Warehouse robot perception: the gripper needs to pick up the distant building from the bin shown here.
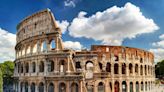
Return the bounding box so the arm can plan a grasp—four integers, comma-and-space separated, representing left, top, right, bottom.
13, 9, 155, 92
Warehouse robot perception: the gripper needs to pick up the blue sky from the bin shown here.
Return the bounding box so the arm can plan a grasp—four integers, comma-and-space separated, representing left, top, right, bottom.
0, 0, 164, 62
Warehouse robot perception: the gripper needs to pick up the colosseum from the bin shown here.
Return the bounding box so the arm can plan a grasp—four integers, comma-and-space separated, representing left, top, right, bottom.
13, 9, 155, 92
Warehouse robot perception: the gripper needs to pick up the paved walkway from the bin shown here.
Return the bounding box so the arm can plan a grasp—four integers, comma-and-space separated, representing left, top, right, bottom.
151, 84, 164, 92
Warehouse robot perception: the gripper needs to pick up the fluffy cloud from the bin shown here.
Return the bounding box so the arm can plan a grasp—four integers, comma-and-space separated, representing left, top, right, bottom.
150, 34, 164, 62
64, 0, 76, 7
63, 41, 83, 50
68, 2, 159, 45
0, 28, 16, 62
56, 20, 69, 34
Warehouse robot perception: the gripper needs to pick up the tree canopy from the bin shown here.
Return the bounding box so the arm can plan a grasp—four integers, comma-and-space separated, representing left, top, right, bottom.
155, 60, 164, 78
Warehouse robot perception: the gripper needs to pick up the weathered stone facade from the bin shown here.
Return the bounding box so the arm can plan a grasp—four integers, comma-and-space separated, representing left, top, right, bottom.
13, 9, 155, 92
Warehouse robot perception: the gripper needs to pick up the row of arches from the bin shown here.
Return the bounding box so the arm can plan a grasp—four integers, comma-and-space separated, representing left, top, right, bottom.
87, 81, 153, 92
16, 60, 67, 74
16, 39, 56, 58
20, 82, 78, 92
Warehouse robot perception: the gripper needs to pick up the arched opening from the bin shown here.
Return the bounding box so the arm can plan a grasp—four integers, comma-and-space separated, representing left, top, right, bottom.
39, 61, 44, 72
136, 82, 139, 92
130, 82, 133, 92
21, 64, 23, 73
122, 63, 126, 74
99, 62, 103, 71
122, 81, 127, 92
141, 82, 143, 91
20, 82, 23, 92
86, 83, 93, 92
48, 82, 54, 92
145, 82, 147, 91
75, 61, 81, 70
106, 63, 111, 72
41, 40, 47, 52
50, 39, 56, 50
98, 82, 105, 92
71, 83, 78, 92
145, 65, 147, 75
140, 65, 143, 75
59, 82, 66, 92
129, 63, 133, 74
85, 61, 94, 79
48, 60, 54, 72
26, 45, 31, 54
25, 63, 29, 73
25, 82, 28, 92
86, 61, 94, 70
39, 82, 44, 92
32, 62, 36, 73
32, 42, 37, 53
31, 83, 35, 92
114, 64, 119, 74
115, 55, 119, 61
109, 82, 112, 92
115, 81, 119, 92
135, 64, 138, 74
59, 60, 65, 73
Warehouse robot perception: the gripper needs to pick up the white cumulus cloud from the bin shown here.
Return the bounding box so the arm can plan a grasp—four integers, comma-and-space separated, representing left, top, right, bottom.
63, 41, 83, 50
0, 28, 16, 62
56, 20, 69, 34
150, 34, 164, 62
68, 2, 159, 45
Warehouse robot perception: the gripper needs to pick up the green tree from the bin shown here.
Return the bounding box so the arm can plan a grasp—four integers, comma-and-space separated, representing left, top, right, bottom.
155, 60, 164, 78
0, 67, 3, 92
0, 61, 14, 85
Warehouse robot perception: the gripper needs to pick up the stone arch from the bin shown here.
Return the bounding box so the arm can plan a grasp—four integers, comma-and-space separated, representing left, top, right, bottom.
122, 63, 126, 74
145, 65, 147, 75
21, 63, 23, 73
122, 81, 127, 92
41, 40, 47, 52
59, 60, 66, 73
50, 39, 56, 50
129, 63, 133, 74
86, 61, 94, 70
86, 82, 93, 92
25, 62, 29, 73
39, 61, 44, 72
141, 82, 144, 91
20, 82, 24, 92
48, 82, 54, 92
32, 42, 38, 53
109, 82, 112, 92
135, 64, 138, 74
136, 82, 139, 92
140, 65, 143, 75
26, 45, 31, 54
99, 62, 103, 71
31, 82, 35, 92
114, 63, 119, 74
39, 82, 44, 92
25, 82, 28, 92
48, 60, 54, 72
114, 81, 119, 92
145, 81, 147, 91
106, 62, 111, 72
32, 62, 36, 73
98, 82, 105, 92
130, 82, 133, 92
59, 82, 66, 92
75, 61, 81, 70
71, 82, 78, 92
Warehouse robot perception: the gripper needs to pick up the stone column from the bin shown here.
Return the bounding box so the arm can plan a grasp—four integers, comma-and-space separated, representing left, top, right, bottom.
111, 63, 114, 77
119, 64, 122, 75
119, 81, 122, 92
105, 81, 108, 92
94, 83, 97, 92
55, 81, 58, 92
28, 84, 31, 92
112, 81, 115, 92
35, 84, 38, 92
66, 57, 71, 73
132, 64, 135, 76
127, 81, 130, 92
126, 64, 129, 76
44, 60, 47, 76
66, 82, 69, 92
133, 82, 136, 92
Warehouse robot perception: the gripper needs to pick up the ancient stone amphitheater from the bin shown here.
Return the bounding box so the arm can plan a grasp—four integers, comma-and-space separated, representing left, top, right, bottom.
13, 9, 155, 92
